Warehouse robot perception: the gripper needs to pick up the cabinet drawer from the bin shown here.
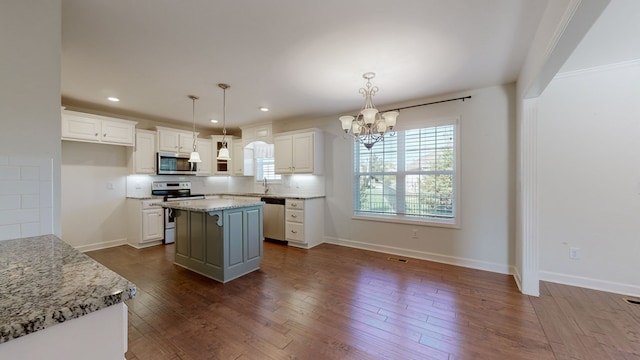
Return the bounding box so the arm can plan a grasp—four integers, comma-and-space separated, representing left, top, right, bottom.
285, 222, 304, 242
286, 209, 304, 223
286, 199, 304, 210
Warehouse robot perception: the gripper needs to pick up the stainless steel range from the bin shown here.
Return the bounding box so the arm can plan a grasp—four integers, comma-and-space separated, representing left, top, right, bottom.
151, 181, 205, 244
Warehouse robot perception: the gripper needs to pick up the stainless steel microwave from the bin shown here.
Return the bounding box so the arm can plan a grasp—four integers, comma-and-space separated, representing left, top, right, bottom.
157, 152, 197, 175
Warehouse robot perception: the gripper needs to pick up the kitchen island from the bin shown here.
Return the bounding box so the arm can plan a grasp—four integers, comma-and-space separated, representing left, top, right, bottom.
156, 198, 264, 283
0, 235, 136, 359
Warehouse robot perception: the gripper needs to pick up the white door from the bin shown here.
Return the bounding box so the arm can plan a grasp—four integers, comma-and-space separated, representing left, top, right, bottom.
158, 130, 180, 152
232, 141, 244, 175
101, 120, 135, 145
62, 113, 101, 142
291, 133, 314, 173
178, 133, 195, 154
197, 139, 212, 176
274, 135, 293, 174
134, 131, 156, 174
142, 209, 164, 242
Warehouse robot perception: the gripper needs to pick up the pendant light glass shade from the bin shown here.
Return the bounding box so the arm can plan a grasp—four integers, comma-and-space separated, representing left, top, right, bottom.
187, 95, 201, 163
216, 83, 231, 161
189, 151, 202, 163
216, 147, 230, 160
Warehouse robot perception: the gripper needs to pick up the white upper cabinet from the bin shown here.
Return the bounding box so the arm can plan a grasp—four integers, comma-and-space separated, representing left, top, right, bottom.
273, 129, 323, 174
156, 127, 198, 154
131, 129, 156, 174
241, 122, 272, 146
232, 140, 253, 176
196, 138, 212, 176
62, 110, 136, 146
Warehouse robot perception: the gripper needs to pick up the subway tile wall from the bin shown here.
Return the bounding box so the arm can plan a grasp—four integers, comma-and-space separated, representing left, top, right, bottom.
0, 155, 53, 241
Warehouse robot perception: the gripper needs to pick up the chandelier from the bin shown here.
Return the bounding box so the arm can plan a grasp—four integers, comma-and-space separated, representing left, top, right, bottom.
338, 72, 399, 150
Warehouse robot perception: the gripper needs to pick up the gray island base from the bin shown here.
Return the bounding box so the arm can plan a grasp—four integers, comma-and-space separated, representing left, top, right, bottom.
158, 199, 264, 283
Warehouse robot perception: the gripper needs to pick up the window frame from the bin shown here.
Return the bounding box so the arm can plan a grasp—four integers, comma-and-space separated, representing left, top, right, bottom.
351, 116, 461, 229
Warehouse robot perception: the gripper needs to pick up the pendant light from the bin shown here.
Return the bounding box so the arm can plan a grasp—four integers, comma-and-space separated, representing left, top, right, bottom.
188, 95, 202, 163
216, 83, 231, 161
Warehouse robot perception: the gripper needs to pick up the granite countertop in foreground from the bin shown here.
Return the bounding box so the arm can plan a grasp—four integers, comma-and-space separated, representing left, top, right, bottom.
0, 235, 137, 343
154, 198, 264, 212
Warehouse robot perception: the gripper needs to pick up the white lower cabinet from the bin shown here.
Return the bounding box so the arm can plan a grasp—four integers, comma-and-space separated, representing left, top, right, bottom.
127, 199, 164, 248
285, 198, 324, 249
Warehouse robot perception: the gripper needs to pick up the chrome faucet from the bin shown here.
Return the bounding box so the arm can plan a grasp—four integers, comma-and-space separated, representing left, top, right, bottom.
263, 177, 269, 194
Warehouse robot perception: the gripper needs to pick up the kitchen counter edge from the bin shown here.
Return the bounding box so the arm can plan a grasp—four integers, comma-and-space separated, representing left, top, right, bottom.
0, 235, 137, 343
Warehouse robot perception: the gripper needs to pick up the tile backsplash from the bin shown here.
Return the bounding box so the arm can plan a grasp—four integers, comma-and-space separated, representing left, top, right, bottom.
0, 155, 53, 241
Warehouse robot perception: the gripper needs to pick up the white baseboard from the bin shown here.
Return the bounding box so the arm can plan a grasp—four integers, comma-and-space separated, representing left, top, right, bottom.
126, 240, 163, 249
539, 271, 640, 298
512, 267, 524, 294
75, 238, 128, 253
324, 236, 514, 275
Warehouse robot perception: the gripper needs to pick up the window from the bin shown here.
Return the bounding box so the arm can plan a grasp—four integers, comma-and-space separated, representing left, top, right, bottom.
252, 142, 281, 182
353, 119, 458, 226
256, 157, 281, 182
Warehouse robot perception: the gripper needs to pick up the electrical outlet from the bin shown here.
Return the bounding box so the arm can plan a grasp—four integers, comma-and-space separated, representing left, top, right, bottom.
411, 229, 418, 239
569, 247, 580, 259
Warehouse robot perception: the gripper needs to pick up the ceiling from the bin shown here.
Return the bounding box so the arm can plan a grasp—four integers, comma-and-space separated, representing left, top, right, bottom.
62, 0, 551, 132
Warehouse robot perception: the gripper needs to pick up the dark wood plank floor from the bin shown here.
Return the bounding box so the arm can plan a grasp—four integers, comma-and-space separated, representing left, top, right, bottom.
86, 242, 640, 360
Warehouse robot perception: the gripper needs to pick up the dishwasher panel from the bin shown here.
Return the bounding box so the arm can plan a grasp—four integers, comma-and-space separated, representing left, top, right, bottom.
261, 197, 285, 241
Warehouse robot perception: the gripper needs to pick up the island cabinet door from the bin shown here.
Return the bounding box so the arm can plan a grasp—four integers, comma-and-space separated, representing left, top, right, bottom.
226, 210, 245, 268
223, 206, 263, 281
244, 206, 263, 261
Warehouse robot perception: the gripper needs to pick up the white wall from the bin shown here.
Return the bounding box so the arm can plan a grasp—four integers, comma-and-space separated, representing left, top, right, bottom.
62, 142, 129, 250
279, 84, 517, 274
0, 1, 61, 240
538, 61, 640, 296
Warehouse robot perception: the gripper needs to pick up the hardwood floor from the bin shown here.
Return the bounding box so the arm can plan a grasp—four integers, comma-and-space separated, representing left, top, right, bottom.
86, 242, 640, 360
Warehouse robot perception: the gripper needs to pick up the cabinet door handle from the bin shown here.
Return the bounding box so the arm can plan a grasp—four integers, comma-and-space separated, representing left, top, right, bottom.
103, 133, 107, 137
95, 133, 98, 136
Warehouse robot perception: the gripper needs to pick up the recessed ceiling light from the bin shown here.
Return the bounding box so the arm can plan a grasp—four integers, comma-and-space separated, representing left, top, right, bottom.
259, 107, 269, 112
210, 119, 218, 123
107, 97, 120, 102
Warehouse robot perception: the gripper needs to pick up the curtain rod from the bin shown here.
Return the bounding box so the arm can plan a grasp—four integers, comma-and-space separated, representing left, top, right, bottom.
390, 95, 471, 112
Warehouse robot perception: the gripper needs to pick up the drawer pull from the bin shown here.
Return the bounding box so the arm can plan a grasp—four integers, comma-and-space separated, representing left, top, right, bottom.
291, 230, 297, 234
291, 203, 298, 207
290, 214, 297, 218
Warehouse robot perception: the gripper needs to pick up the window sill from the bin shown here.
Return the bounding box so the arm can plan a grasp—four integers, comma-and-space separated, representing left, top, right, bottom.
352, 213, 460, 229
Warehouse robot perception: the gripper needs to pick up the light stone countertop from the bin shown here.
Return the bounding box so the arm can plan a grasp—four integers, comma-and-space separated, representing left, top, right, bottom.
0, 235, 137, 343
128, 193, 325, 200
154, 198, 264, 212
